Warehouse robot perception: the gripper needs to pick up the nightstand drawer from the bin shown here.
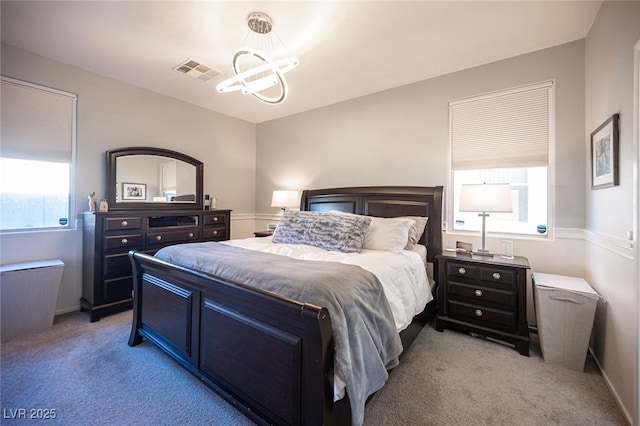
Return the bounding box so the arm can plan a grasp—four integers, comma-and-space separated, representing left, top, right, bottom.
448, 281, 516, 309
481, 266, 516, 287
447, 262, 481, 280
449, 300, 516, 332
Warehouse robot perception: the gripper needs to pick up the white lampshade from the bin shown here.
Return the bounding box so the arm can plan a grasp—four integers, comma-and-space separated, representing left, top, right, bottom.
459, 183, 513, 213
271, 190, 300, 209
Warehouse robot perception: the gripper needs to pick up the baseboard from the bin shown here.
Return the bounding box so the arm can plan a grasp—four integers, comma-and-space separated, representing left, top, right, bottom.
55, 305, 81, 316
588, 347, 633, 425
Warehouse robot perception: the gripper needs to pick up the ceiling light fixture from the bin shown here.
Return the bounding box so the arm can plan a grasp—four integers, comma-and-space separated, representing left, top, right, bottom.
216, 12, 298, 105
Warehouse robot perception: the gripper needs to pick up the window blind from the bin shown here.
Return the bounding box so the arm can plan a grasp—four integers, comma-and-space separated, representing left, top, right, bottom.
0, 76, 76, 163
450, 81, 552, 170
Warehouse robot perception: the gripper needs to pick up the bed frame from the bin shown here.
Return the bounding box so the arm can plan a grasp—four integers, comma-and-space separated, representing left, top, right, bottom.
128, 186, 443, 426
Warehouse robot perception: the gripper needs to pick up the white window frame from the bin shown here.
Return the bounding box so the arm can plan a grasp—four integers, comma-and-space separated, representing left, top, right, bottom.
447, 81, 556, 240
0, 76, 77, 233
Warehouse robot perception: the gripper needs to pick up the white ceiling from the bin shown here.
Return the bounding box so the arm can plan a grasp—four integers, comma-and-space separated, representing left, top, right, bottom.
1, 1, 601, 124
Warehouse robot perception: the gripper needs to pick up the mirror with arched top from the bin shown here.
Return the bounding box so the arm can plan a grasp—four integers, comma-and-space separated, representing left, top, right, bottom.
106, 147, 203, 211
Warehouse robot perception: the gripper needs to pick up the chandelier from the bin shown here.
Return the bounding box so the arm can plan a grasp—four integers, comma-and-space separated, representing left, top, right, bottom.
216, 12, 298, 105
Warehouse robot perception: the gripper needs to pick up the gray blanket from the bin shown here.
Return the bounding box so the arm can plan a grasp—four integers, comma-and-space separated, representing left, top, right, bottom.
155, 241, 403, 426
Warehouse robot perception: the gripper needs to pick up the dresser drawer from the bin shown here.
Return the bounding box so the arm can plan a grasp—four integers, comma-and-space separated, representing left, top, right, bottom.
104, 217, 142, 231
202, 213, 226, 226
448, 281, 516, 309
104, 253, 132, 278
448, 300, 516, 332
202, 225, 227, 241
147, 229, 200, 246
103, 276, 133, 303
105, 234, 143, 250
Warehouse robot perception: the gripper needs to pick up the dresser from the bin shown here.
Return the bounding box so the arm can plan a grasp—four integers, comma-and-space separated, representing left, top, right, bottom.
82, 209, 231, 322
435, 252, 530, 356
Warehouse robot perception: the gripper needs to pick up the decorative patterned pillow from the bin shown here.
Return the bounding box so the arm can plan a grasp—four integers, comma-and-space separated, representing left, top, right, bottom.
272, 210, 371, 253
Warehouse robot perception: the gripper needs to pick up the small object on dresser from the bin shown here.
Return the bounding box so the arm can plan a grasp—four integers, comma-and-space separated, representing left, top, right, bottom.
88, 192, 97, 212
210, 197, 217, 209
456, 241, 472, 253
204, 194, 211, 210
98, 199, 108, 212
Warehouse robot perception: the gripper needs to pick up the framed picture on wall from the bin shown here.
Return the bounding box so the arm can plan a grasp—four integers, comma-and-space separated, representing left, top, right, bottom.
591, 113, 619, 189
122, 182, 146, 200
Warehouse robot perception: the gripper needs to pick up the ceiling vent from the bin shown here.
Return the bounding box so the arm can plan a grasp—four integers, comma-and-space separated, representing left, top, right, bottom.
173, 59, 220, 82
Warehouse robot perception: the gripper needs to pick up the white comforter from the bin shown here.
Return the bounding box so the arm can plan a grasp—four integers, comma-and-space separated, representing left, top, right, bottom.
222, 237, 432, 333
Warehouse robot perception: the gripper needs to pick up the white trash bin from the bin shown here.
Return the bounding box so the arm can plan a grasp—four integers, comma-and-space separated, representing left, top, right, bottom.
1, 260, 64, 341
533, 273, 599, 371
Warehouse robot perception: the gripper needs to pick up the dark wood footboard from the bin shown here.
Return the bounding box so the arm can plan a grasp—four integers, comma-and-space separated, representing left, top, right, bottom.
128, 251, 350, 426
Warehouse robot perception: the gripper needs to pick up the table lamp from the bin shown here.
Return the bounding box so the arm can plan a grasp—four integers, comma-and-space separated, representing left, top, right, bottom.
271, 190, 300, 211
459, 183, 513, 256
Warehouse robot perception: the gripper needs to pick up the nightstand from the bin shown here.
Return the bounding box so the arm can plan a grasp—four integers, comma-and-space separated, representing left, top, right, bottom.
253, 231, 273, 237
435, 252, 531, 356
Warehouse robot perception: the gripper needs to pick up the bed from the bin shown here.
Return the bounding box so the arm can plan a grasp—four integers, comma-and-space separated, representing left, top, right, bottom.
128, 185, 443, 426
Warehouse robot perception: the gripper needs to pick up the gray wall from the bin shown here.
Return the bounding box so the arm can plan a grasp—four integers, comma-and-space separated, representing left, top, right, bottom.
585, 2, 640, 424
256, 40, 586, 230
0, 43, 257, 313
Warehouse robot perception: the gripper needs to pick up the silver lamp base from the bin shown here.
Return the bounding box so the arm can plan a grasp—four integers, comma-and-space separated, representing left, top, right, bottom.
472, 249, 494, 257
475, 212, 493, 256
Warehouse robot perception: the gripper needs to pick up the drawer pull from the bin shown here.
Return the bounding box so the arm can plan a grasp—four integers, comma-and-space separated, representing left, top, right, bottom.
458, 267, 466, 275
121, 238, 128, 244
214, 217, 219, 222
474, 289, 483, 297
492, 272, 501, 280
212, 230, 218, 236
156, 236, 162, 241
188, 232, 194, 238
121, 220, 128, 227
475, 309, 483, 317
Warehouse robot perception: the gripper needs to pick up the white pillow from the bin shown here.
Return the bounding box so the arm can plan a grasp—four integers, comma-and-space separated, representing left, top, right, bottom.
403, 216, 429, 250
363, 216, 415, 252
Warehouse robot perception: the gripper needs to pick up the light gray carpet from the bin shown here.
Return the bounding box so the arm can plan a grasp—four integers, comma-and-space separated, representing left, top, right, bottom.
1, 310, 626, 425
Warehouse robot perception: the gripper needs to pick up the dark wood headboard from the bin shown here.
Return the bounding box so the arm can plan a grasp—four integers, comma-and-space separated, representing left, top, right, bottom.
300, 186, 443, 267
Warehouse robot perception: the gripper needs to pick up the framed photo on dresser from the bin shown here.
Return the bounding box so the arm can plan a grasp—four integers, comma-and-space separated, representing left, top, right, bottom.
590, 113, 619, 189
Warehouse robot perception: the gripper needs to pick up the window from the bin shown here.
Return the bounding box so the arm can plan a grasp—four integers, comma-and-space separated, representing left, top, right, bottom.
0, 77, 77, 232
450, 81, 552, 236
